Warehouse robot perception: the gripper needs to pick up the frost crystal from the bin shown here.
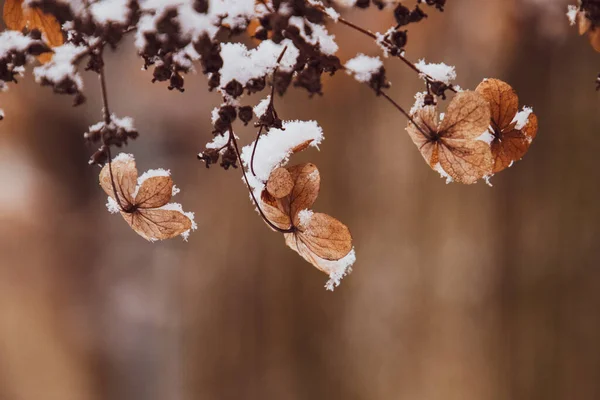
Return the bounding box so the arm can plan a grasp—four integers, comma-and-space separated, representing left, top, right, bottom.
410, 91, 428, 115
106, 196, 121, 214
415, 59, 457, 85
297, 209, 314, 229
345, 54, 383, 83
323, 249, 356, 291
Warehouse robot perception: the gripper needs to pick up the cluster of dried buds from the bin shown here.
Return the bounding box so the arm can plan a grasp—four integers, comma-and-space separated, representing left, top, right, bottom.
568, 0, 600, 88
0, 0, 545, 289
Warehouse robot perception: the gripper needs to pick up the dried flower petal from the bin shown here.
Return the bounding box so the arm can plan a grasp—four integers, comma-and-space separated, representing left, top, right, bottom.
406, 91, 493, 184
476, 79, 538, 173
260, 190, 292, 230
3, 0, 63, 63
266, 167, 294, 199
99, 153, 137, 207
475, 78, 519, 131
295, 212, 352, 261
121, 208, 193, 242
135, 175, 174, 209
100, 153, 196, 241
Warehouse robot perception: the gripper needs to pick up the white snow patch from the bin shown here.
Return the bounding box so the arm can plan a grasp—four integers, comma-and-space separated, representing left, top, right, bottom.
477, 129, 494, 145
433, 162, 453, 184
567, 5, 579, 26
344, 54, 382, 83
410, 91, 429, 115
288, 16, 338, 55
240, 120, 324, 191
253, 95, 271, 118
512, 106, 533, 130
90, 0, 130, 25
106, 196, 121, 214
205, 133, 229, 151
323, 248, 356, 291
113, 153, 135, 163
33, 43, 88, 91
415, 59, 457, 85
218, 40, 299, 90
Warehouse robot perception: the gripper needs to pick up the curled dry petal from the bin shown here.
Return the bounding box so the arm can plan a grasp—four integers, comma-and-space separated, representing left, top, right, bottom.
576, 12, 600, 52
474, 79, 519, 130
295, 213, 352, 261
266, 167, 294, 199
406, 105, 440, 167
135, 176, 173, 209
121, 209, 193, 242
100, 155, 137, 207
260, 190, 292, 230
286, 163, 320, 222
290, 139, 314, 154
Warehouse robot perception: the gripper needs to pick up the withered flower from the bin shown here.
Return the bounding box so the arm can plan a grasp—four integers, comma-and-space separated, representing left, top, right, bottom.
476, 78, 538, 173
406, 91, 493, 184
100, 153, 196, 242
261, 163, 354, 290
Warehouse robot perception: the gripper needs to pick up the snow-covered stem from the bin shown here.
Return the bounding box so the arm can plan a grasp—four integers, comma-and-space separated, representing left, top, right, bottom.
249, 45, 288, 177
333, 14, 456, 93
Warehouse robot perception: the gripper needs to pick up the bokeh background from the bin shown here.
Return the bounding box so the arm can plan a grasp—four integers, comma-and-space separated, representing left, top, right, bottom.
1, 0, 600, 399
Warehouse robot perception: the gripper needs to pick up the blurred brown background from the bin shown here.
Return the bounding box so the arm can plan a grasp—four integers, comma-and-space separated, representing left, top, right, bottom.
1, 0, 600, 399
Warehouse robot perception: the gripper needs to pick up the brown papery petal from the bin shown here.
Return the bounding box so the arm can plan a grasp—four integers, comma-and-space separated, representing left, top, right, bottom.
286, 163, 320, 220
475, 79, 519, 130
290, 139, 314, 155
490, 130, 530, 173
439, 91, 491, 141
406, 105, 440, 167
26, 7, 64, 63
3, 0, 64, 64
260, 190, 292, 230
438, 139, 493, 184
100, 156, 138, 207
297, 213, 352, 261
579, 12, 592, 35
135, 176, 173, 209
3, 0, 26, 30
121, 209, 192, 241
266, 167, 294, 199
589, 28, 600, 52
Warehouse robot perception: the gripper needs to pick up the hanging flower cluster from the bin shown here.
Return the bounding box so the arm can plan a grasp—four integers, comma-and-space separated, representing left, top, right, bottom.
0, 0, 540, 290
